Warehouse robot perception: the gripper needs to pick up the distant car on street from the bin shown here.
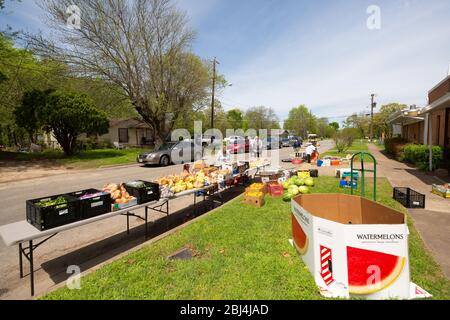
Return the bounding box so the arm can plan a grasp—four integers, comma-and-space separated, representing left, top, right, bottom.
227, 137, 250, 154
289, 137, 302, 147
281, 138, 291, 148
137, 141, 203, 166
265, 137, 282, 150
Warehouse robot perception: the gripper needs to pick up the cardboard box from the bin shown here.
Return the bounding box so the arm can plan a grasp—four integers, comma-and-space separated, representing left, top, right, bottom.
290, 194, 426, 299
244, 193, 265, 208
112, 198, 138, 212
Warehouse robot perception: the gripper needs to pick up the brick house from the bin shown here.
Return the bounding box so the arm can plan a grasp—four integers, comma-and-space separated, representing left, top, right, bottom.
388, 107, 425, 144
388, 74, 450, 149
419, 75, 450, 148
99, 118, 155, 147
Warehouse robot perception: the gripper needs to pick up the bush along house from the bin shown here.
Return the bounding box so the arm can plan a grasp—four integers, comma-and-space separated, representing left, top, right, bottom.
388, 72, 450, 175
419, 73, 450, 174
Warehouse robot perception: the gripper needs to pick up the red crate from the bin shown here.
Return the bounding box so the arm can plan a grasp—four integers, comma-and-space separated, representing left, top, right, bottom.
268, 183, 284, 197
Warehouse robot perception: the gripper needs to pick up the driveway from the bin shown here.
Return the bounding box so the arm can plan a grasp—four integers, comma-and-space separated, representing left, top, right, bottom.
367, 144, 450, 278
0, 141, 334, 299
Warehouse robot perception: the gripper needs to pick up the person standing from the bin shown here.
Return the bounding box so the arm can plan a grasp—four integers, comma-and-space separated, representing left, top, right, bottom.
293, 139, 301, 158
255, 136, 262, 158
305, 143, 316, 164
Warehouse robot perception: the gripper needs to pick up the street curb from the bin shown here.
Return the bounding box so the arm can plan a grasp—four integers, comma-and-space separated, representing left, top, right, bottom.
0, 163, 143, 185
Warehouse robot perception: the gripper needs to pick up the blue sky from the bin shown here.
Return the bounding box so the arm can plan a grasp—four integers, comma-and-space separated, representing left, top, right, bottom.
2, 0, 450, 124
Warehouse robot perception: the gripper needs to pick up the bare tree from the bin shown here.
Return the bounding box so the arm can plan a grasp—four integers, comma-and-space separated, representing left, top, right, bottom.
26, 0, 211, 146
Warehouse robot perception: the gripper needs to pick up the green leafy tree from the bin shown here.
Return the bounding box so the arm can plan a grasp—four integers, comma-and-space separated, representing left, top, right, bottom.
226, 109, 244, 129
244, 106, 279, 131
343, 113, 370, 138
39, 91, 109, 156
329, 122, 340, 131
374, 103, 407, 139
13, 89, 50, 143
29, 0, 217, 147
283, 105, 317, 139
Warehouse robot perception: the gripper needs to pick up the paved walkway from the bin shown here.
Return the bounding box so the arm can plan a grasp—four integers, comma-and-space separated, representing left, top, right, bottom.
368, 144, 450, 278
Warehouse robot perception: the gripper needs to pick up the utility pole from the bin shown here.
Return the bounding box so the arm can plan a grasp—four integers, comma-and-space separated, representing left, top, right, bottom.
370, 94, 376, 141
211, 57, 219, 129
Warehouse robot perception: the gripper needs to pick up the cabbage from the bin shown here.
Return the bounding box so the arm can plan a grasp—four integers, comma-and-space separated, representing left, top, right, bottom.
299, 186, 310, 194
304, 178, 315, 187
288, 185, 299, 195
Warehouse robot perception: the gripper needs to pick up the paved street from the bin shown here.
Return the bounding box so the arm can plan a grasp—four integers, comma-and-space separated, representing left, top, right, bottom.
0, 141, 334, 299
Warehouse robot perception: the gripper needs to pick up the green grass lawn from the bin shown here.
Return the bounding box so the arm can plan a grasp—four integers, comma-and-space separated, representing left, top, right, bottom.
321, 140, 374, 163
0, 148, 146, 169
42, 176, 450, 300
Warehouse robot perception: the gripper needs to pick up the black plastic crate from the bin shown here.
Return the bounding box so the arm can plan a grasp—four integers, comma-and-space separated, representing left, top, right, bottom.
68, 189, 112, 220
26, 194, 80, 231
309, 169, 319, 178
393, 187, 425, 209
124, 180, 160, 204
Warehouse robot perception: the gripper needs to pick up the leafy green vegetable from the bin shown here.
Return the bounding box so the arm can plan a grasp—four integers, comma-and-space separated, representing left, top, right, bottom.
36, 196, 67, 208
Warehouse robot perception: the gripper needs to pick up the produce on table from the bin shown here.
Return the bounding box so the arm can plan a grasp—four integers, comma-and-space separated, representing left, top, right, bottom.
78, 191, 108, 200
102, 183, 136, 204
156, 167, 231, 195
283, 181, 291, 190
125, 181, 146, 188
35, 196, 67, 208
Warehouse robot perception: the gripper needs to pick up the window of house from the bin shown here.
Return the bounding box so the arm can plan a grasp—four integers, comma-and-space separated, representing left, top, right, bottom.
119, 128, 129, 143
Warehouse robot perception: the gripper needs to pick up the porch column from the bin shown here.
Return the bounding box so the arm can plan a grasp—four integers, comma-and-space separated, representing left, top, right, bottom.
428, 113, 433, 172
424, 113, 429, 145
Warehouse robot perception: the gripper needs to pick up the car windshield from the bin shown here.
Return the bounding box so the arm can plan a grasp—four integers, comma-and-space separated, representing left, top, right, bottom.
156, 142, 177, 151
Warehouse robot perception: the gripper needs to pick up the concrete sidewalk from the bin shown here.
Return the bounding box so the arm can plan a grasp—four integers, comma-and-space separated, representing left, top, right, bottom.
368, 144, 450, 278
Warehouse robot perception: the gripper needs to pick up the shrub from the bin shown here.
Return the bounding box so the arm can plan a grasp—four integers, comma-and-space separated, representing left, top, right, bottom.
384, 137, 408, 158
400, 144, 444, 171
333, 129, 357, 153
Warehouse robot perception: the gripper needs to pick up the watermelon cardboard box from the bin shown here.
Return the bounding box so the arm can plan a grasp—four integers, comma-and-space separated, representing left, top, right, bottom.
291, 194, 431, 299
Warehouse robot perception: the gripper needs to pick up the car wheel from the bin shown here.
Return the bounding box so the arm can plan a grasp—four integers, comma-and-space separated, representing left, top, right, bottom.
160, 155, 170, 167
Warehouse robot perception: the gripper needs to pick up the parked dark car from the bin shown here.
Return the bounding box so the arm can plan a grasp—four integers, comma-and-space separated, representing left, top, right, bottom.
281, 138, 291, 148
137, 141, 203, 166
265, 137, 282, 150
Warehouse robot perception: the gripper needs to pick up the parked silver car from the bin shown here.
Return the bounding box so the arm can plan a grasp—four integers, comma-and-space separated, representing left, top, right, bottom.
137, 141, 203, 167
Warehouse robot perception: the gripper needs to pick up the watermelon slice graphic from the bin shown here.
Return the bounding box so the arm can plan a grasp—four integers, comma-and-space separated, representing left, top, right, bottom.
347, 246, 406, 294
292, 214, 309, 255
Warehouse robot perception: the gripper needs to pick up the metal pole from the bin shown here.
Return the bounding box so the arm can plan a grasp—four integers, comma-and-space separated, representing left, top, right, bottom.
19, 243, 23, 279
429, 114, 433, 172
29, 240, 34, 296
211, 57, 217, 129
370, 94, 375, 142
145, 207, 148, 238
